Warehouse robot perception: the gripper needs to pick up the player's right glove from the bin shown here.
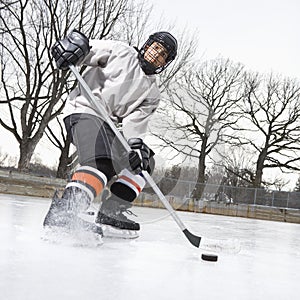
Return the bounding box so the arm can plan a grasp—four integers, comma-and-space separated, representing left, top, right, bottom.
51, 29, 90, 70
128, 138, 155, 174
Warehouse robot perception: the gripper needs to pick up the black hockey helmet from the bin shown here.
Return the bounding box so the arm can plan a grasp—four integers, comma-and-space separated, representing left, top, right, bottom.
138, 31, 178, 75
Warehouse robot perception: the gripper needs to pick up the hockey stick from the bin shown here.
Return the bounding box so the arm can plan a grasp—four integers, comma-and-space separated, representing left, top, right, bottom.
68, 65, 240, 252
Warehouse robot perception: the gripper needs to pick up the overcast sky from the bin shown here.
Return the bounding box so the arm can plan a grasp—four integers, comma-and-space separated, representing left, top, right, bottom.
151, 0, 299, 79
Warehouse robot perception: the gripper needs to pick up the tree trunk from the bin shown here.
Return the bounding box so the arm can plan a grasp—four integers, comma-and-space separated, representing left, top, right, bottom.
56, 134, 72, 179
254, 169, 263, 188
253, 150, 267, 188
18, 140, 37, 172
192, 137, 207, 199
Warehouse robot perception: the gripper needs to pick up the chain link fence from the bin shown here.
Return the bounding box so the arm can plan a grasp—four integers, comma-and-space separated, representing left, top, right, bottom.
144, 177, 300, 209
1, 168, 299, 210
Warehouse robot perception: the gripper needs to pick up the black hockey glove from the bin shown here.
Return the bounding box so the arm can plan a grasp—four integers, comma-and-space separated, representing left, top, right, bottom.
51, 29, 90, 70
128, 138, 155, 174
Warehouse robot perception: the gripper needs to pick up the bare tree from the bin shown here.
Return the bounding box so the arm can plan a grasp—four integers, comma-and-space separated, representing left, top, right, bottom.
44, 117, 73, 179
0, 0, 129, 172
151, 58, 245, 198
113, 0, 153, 45
220, 147, 256, 187
239, 73, 300, 188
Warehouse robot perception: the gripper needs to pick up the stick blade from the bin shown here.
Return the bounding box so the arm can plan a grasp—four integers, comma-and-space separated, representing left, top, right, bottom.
183, 229, 201, 248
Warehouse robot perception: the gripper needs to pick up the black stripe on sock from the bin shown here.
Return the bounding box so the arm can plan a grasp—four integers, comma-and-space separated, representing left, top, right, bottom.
110, 182, 136, 202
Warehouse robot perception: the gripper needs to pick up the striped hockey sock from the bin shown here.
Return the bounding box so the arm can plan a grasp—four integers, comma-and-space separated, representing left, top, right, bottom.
65, 166, 107, 211
110, 169, 146, 202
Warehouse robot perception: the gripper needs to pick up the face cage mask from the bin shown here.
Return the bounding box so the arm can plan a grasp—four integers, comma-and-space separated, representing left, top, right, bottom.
138, 39, 175, 75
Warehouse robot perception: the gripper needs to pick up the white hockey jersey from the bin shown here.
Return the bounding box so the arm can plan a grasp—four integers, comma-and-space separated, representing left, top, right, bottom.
63, 39, 161, 140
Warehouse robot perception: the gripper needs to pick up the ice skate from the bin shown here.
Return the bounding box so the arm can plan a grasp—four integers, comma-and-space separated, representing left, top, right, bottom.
43, 190, 103, 237
95, 195, 140, 239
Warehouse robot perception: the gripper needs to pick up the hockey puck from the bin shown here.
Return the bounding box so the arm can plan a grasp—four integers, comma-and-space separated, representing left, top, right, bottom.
201, 253, 218, 262
85, 211, 95, 216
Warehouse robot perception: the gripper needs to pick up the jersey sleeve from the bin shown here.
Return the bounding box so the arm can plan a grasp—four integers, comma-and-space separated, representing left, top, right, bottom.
82, 39, 113, 67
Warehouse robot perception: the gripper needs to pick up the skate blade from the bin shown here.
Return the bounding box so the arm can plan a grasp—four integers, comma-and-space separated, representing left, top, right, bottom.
41, 226, 103, 247
102, 225, 139, 239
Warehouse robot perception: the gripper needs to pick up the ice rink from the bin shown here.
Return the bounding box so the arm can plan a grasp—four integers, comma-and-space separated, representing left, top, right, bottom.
0, 193, 299, 300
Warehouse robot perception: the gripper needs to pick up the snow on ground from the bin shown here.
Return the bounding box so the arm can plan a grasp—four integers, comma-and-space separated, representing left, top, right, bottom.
0, 193, 299, 300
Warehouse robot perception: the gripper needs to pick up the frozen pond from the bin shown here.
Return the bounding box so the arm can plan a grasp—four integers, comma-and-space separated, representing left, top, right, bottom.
0, 193, 299, 300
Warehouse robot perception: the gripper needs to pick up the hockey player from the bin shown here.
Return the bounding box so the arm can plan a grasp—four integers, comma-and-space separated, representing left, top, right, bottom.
43, 29, 178, 237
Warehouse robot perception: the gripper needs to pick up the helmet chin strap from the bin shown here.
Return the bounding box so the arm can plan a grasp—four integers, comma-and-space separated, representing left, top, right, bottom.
138, 54, 160, 75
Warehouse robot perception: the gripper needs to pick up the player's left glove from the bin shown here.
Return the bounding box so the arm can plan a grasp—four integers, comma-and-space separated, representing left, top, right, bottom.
128, 138, 154, 174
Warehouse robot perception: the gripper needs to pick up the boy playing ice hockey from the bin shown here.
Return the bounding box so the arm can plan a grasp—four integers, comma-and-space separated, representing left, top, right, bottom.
43, 29, 177, 237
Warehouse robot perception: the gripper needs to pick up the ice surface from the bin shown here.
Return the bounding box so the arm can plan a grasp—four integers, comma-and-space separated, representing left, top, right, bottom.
0, 193, 299, 300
